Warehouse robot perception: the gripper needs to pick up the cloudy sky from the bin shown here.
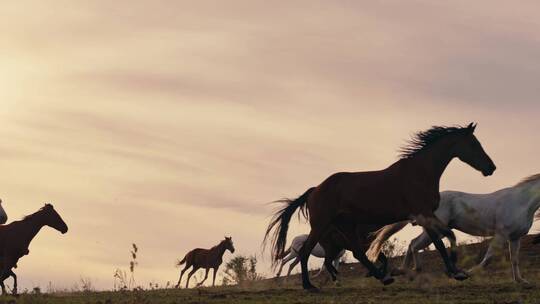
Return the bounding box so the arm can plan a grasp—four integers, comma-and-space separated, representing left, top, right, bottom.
2, 1, 540, 290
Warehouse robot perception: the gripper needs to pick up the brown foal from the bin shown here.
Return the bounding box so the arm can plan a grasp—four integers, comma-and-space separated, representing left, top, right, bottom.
175, 237, 235, 288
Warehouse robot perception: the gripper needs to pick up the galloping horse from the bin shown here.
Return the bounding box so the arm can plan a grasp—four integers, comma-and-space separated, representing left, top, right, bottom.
276, 234, 346, 279
0, 204, 68, 295
368, 174, 540, 284
175, 237, 235, 288
264, 123, 496, 291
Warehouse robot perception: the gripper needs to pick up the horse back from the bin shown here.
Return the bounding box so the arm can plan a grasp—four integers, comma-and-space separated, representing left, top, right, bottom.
187, 248, 222, 268
313, 169, 409, 223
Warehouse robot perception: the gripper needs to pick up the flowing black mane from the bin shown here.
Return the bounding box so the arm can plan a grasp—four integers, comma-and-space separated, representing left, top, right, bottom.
22, 204, 52, 221
399, 124, 474, 159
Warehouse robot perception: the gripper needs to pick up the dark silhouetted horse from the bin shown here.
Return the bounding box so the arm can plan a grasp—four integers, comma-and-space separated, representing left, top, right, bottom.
176, 237, 235, 288
264, 123, 496, 291
0, 204, 68, 295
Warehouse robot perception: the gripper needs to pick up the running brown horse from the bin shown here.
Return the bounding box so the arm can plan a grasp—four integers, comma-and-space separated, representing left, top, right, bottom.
264, 123, 496, 291
175, 237, 235, 288
0, 203, 68, 295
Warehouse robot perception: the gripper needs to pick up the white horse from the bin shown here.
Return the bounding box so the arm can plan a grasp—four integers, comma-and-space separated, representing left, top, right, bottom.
276, 234, 345, 279
368, 174, 540, 283
0, 199, 7, 224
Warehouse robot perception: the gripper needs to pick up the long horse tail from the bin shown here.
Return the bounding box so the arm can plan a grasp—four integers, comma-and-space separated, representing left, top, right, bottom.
366, 221, 409, 262
263, 187, 315, 267
176, 254, 188, 267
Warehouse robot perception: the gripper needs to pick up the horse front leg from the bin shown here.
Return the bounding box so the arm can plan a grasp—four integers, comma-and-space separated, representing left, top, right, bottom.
419, 216, 467, 280
10, 270, 16, 296
0, 256, 18, 295
352, 247, 394, 285
468, 234, 503, 273
212, 267, 218, 287
509, 239, 528, 284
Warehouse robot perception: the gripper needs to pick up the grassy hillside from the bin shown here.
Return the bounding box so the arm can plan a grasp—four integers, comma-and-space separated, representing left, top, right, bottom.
5, 235, 540, 304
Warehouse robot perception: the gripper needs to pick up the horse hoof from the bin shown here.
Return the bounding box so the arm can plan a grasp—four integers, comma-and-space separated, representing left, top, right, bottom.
453, 271, 469, 281
305, 286, 320, 293
381, 277, 395, 285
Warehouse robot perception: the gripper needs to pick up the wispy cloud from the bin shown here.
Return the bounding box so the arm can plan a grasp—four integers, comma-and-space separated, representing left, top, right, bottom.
1, 0, 540, 289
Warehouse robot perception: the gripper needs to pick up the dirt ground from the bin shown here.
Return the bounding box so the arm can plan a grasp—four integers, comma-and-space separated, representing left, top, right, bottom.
5, 235, 540, 304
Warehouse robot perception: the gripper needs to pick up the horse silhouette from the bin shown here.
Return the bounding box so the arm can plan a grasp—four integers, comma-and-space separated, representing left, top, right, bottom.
175, 237, 235, 288
0, 203, 68, 295
264, 123, 496, 291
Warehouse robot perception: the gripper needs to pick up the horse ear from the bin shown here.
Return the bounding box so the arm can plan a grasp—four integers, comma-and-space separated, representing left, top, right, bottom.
467, 122, 476, 133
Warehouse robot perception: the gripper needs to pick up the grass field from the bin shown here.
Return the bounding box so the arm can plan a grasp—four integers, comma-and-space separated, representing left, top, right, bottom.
4, 236, 540, 304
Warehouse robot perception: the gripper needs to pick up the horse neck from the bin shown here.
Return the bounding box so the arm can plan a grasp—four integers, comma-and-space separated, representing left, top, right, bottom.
212, 242, 227, 258
404, 139, 456, 186
21, 212, 47, 244
515, 181, 540, 216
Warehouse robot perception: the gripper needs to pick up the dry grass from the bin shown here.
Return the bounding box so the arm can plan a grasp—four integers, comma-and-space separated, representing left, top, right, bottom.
4, 270, 540, 304
3, 236, 540, 303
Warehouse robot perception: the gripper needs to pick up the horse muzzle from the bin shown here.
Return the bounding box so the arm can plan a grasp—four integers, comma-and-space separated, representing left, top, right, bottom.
482, 164, 496, 176
60, 226, 69, 234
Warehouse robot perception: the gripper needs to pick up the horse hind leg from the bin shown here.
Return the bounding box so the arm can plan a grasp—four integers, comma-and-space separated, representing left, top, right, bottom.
277, 252, 297, 278
286, 257, 300, 278
176, 264, 190, 288
298, 225, 331, 292
185, 267, 199, 289
317, 243, 341, 281
322, 257, 337, 281
312, 261, 327, 279
406, 230, 433, 272
196, 268, 210, 287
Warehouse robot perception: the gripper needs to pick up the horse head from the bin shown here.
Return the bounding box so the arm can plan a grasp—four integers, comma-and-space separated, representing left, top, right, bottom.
41, 204, 68, 234
224, 236, 235, 253
453, 123, 496, 176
